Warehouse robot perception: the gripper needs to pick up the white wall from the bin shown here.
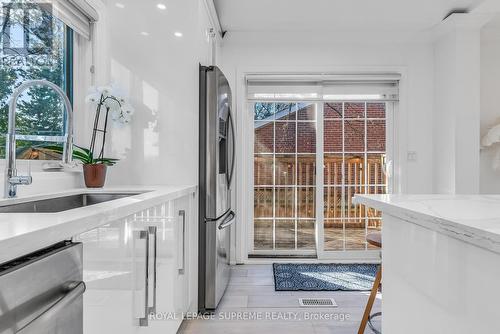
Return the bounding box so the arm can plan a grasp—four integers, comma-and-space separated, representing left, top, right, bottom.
432, 15, 483, 194
220, 33, 435, 262
100, 0, 216, 186
480, 18, 500, 193
220, 32, 435, 194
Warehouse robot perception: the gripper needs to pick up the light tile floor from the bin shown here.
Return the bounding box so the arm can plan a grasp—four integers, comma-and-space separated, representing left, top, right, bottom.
179, 264, 381, 334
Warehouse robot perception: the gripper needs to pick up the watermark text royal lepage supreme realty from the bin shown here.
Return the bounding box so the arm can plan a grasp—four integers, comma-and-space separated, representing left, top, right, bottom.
149, 311, 351, 322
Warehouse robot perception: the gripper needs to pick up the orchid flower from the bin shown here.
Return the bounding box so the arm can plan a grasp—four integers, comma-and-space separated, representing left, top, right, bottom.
85, 85, 134, 125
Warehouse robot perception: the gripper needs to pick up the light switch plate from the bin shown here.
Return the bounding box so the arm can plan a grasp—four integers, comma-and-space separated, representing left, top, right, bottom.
407, 151, 417, 161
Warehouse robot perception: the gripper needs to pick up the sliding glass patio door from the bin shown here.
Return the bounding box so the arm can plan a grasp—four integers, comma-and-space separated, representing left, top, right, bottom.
251, 100, 393, 258
247, 73, 397, 258
253, 102, 317, 255
322, 102, 388, 255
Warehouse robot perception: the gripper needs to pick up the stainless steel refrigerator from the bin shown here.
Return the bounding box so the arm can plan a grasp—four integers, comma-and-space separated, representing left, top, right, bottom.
199, 65, 236, 311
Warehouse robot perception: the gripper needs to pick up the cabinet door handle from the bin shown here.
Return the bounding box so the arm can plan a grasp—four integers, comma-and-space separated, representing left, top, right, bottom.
138, 226, 157, 326
178, 210, 186, 273
148, 226, 158, 315
138, 229, 150, 327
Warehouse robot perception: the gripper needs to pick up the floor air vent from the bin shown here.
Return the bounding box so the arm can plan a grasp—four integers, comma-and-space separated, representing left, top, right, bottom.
298, 298, 337, 307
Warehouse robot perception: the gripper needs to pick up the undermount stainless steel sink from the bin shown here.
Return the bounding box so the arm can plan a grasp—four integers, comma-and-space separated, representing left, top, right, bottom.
0, 193, 144, 213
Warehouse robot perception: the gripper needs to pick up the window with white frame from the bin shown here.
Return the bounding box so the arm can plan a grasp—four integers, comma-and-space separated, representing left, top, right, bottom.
0, 0, 97, 160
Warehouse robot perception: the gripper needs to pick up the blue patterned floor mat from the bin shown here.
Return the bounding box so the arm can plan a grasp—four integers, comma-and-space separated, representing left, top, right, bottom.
273, 263, 378, 291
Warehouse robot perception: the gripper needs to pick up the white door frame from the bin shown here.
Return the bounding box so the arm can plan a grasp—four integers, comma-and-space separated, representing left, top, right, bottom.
232, 66, 408, 264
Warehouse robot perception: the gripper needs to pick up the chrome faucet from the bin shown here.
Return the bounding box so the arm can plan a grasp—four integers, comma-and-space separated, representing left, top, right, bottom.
5, 80, 73, 198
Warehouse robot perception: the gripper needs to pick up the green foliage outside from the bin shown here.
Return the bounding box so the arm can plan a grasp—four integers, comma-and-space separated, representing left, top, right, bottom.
1, 1, 68, 159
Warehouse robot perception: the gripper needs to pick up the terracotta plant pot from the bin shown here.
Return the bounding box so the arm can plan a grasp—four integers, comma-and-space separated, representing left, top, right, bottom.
83, 164, 107, 188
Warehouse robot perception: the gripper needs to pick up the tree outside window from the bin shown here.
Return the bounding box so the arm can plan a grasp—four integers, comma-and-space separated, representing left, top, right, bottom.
0, 1, 72, 160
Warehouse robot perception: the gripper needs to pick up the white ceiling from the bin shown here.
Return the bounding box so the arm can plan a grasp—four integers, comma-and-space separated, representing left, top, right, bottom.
213, 0, 486, 33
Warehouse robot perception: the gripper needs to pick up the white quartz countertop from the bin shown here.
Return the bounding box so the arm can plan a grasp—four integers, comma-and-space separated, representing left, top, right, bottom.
0, 185, 196, 264
354, 194, 500, 254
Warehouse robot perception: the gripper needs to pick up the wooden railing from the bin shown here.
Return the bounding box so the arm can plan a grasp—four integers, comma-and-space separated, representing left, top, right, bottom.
254, 155, 386, 229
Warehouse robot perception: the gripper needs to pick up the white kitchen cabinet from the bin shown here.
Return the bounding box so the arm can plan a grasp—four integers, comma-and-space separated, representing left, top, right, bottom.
75, 215, 142, 334
76, 191, 197, 334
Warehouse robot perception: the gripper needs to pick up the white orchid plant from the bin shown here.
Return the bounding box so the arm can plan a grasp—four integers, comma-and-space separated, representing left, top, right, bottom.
85, 85, 134, 125
44, 85, 134, 166
82, 85, 134, 164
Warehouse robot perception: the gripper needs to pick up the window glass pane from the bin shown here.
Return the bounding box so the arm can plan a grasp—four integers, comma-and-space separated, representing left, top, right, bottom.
324, 120, 342, 152
367, 154, 386, 184
367, 120, 385, 151
275, 155, 295, 186
297, 103, 316, 121
254, 121, 273, 153
254, 187, 273, 218
344, 155, 364, 186
275, 220, 295, 250
254, 103, 276, 120
324, 154, 342, 185
297, 122, 315, 153
324, 102, 342, 119
344, 102, 365, 118
367, 102, 385, 118
345, 219, 366, 250
275, 187, 295, 218
274, 103, 296, 121
0, 2, 72, 159
275, 122, 296, 153
254, 220, 273, 250
344, 120, 365, 152
254, 155, 273, 186
297, 187, 315, 218
297, 155, 315, 186
297, 220, 315, 250
324, 186, 342, 219
324, 220, 343, 251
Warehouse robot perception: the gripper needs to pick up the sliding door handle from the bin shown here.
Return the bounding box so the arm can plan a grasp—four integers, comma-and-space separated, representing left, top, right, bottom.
218, 210, 235, 230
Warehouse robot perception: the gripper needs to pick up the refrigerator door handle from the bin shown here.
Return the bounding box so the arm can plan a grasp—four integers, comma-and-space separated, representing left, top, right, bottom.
218, 210, 236, 230
226, 109, 236, 188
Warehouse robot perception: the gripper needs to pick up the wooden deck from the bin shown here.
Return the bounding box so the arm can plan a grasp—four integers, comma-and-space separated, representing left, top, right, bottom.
254, 223, 381, 251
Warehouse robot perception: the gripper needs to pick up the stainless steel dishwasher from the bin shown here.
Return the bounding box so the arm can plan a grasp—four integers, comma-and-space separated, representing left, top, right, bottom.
0, 241, 85, 334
